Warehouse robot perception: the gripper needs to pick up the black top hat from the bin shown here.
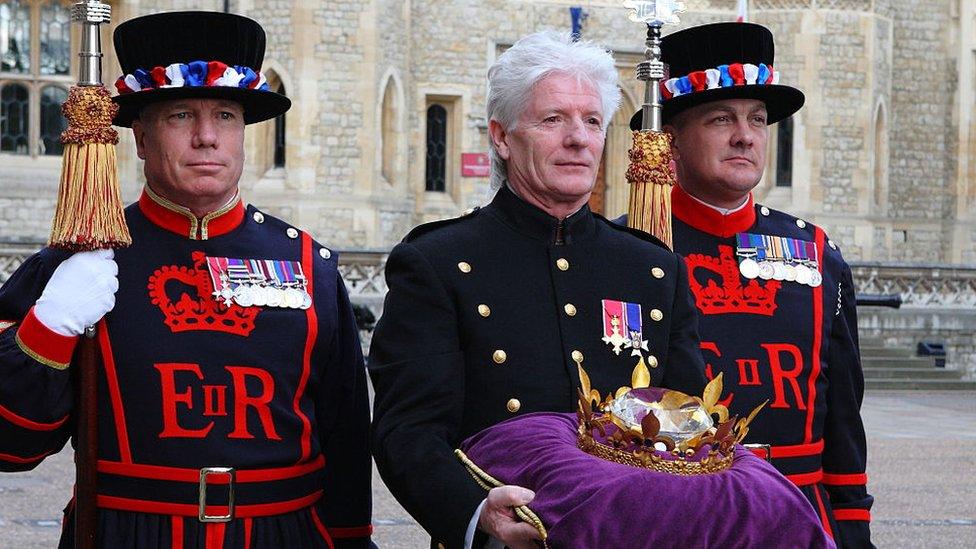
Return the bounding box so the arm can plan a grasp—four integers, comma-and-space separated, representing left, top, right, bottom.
111, 11, 290, 127
629, 22, 804, 130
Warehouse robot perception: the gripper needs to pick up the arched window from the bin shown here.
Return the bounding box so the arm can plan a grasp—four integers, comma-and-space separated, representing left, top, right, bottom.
380, 77, 398, 183
775, 116, 793, 187
273, 83, 285, 168
425, 104, 447, 192
872, 104, 888, 209
0, 0, 72, 158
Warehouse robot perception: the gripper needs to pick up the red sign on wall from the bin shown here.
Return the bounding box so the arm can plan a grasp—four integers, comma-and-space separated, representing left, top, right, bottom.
461, 153, 490, 177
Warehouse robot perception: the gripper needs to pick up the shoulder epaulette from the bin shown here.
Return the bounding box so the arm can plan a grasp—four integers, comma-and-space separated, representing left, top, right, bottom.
594, 214, 670, 251
403, 206, 482, 242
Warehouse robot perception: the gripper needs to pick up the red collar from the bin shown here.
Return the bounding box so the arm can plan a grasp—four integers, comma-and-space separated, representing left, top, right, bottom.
671, 184, 755, 238
138, 186, 245, 240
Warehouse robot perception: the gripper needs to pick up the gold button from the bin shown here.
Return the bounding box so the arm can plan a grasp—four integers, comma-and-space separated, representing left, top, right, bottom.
564, 303, 577, 317
457, 261, 471, 273
648, 355, 659, 368
478, 304, 491, 317
556, 258, 570, 271
650, 309, 663, 322
651, 267, 665, 279
571, 350, 583, 363
493, 350, 507, 364
506, 398, 521, 413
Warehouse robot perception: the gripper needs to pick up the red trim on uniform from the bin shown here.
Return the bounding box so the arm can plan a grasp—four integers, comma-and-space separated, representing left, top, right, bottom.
244, 518, 253, 549
139, 191, 195, 238
770, 439, 824, 458
0, 402, 68, 431
0, 449, 52, 464
97, 454, 325, 482
834, 509, 872, 522
171, 517, 184, 549
205, 522, 226, 549
17, 307, 78, 366
138, 189, 245, 240
786, 469, 823, 486
822, 472, 868, 486
97, 490, 323, 517
812, 485, 835, 539
295, 233, 316, 461
328, 525, 375, 539
310, 506, 336, 549
98, 321, 133, 463
671, 185, 756, 238
804, 228, 826, 443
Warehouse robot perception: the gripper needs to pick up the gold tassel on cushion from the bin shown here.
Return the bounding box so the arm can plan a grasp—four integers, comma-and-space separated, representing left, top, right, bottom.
626, 129, 675, 249
48, 85, 131, 251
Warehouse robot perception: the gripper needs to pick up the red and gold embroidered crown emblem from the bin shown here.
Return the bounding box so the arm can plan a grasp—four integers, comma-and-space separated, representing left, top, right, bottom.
148, 251, 259, 336
685, 245, 780, 316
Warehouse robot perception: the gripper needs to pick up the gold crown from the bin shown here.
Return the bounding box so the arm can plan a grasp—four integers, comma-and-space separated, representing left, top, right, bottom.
576, 357, 765, 475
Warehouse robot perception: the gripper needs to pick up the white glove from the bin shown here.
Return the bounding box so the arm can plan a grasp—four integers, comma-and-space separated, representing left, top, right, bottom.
34, 249, 119, 337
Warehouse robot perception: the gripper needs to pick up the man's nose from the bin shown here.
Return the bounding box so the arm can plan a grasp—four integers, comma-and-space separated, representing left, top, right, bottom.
563, 119, 589, 148
192, 117, 219, 148
730, 120, 755, 148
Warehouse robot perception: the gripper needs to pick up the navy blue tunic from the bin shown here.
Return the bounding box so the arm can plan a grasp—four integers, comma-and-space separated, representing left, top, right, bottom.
0, 189, 372, 548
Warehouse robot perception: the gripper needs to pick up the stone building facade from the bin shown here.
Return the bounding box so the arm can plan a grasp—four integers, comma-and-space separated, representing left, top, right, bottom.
2, 0, 976, 266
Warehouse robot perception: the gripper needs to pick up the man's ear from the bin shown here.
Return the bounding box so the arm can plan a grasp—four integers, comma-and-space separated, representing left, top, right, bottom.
488, 119, 511, 161
663, 124, 680, 162
131, 118, 147, 160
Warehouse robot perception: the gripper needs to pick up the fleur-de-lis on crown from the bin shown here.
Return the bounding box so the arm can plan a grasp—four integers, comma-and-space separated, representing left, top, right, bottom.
622, 0, 685, 26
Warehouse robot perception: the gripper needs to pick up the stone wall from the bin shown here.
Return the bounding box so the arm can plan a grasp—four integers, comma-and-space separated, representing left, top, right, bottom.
858, 308, 976, 379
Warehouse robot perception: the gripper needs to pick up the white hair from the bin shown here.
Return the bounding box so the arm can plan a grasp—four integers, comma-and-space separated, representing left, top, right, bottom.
486, 30, 622, 194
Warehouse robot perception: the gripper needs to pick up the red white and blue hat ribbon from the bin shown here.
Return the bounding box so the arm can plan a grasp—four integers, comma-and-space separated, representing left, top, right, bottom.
115, 60, 270, 95
660, 62, 779, 100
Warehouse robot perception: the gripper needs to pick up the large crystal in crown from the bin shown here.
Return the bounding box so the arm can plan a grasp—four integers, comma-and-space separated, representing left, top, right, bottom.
608, 387, 713, 444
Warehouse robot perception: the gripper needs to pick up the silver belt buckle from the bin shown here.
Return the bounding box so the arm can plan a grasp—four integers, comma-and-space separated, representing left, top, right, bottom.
198, 466, 235, 522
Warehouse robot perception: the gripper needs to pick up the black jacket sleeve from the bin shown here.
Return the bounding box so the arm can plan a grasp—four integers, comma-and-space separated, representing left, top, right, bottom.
0, 250, 75, 472
316, 271, 374, 548
368, 242, 486, 548
822, 262, 874, 548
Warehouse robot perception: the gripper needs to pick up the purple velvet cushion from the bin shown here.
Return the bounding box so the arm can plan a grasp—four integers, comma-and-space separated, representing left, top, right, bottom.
460, 412, 834, 548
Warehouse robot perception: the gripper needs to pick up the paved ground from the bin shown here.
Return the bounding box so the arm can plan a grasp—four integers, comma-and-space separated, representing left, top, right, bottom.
1, 390, 973, 548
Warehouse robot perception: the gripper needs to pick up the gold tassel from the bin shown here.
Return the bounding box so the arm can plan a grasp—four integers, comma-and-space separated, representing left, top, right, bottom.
48, 86, 131, 251
625, 130, 675, 249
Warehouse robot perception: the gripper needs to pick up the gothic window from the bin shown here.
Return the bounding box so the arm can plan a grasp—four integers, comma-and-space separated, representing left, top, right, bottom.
273, 83, 285, 168
0, 0, 71, 157
425, 104, 448, 192
775, 116, 793, 187
380, 77, 398, 183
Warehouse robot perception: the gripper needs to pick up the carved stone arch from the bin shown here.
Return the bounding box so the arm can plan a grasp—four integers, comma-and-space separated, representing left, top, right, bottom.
376, 67, 405, 186
595, 89, 639, 218
246, 61, 292, 181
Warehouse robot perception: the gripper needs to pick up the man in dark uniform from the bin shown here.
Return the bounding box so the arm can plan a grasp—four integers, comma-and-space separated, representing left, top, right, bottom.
0, 12, 373, 548
369, 31, 707, 549
624, 22, 873, 548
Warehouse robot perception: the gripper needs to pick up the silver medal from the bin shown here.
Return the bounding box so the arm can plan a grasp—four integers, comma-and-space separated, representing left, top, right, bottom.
794, 264, 812, 285
772, 262, 787, 281
251, 286, 268, 307
266, 287, 284, 308
284, 288, 303, 309
739, 258, 760, 279
808, 270, 823, 287
300, 291, 313, 310
757, 261, 775, 280
783, 264, 797, 282
233, 285, 254, 307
